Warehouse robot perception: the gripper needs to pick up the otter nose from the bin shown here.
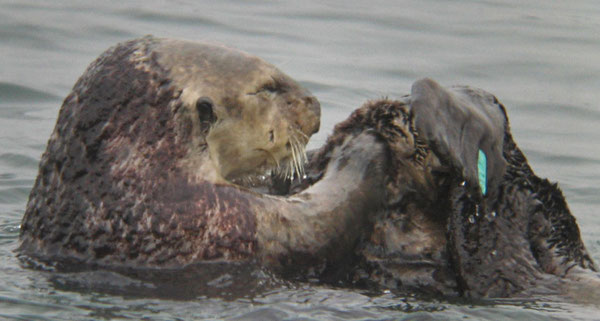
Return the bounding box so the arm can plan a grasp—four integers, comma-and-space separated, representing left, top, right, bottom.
297, 95, 320, 136
304, 96, 318, 109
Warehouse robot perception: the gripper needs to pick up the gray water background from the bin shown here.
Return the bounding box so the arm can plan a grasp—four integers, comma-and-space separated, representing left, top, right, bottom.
1, 0, 600, 319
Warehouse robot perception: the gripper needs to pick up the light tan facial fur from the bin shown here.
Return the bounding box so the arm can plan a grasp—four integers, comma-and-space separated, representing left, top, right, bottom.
152, 38, 320, 183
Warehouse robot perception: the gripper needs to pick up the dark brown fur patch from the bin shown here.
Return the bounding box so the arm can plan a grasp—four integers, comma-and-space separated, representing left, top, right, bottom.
20, 37, 257, 267
307, 99, 432, 205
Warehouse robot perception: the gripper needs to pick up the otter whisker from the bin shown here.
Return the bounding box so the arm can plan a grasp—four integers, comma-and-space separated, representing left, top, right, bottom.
296, 139, 306, 176
295, 128, 310, 142
273, 128, 309, 181
293, 127, 309, 144
289, 134, 306, 179
285, 142, 297, 179
289, 138, 299, 179
293, 127, 309, 165
290, 140, 301, 179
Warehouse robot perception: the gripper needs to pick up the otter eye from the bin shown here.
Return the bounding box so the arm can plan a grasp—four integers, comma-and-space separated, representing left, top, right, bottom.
269, 130, 274, 142
196, 97, 216, 125
258, 82, 281, 94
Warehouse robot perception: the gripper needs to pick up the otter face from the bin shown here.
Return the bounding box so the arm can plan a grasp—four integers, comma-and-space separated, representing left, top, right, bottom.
154, 38, 320, 182
206, 71, 321, 181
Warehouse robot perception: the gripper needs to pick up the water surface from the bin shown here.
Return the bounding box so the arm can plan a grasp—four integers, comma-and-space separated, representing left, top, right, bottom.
1, 0, 600, 319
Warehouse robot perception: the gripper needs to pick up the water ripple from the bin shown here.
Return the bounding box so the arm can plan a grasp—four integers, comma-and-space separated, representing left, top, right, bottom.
1, 0, 600, 320
0, 82, 60, 103
0, 154, 40, 169
0, 187, 31, 205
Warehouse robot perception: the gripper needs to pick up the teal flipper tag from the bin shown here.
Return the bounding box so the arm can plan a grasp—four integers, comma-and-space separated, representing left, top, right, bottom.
477, 149, 487, 195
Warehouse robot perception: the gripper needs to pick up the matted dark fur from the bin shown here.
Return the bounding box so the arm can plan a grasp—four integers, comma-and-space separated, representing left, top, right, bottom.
446, 106, 597, 298
288, 81, 597, 298
17, 36, 596, 299
359, 83, 597, 298
284, 99, 457, 295
297, 99, 434, 203
18, 37, 388, 277
19, 38, 258, 266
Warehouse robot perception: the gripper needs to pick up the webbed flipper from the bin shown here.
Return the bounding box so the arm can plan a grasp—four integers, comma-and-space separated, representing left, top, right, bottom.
410, 78, 506, 201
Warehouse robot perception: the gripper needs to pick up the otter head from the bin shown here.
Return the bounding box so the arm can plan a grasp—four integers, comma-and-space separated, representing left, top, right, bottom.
153, 38, 320, 182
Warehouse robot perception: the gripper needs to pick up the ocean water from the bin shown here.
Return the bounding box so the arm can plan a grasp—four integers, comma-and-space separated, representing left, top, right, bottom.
1, 0, 600, 319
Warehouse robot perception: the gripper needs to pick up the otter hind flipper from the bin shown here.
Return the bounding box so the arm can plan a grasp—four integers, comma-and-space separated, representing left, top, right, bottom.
410, 78, 507, 201
437, 87, 597, 298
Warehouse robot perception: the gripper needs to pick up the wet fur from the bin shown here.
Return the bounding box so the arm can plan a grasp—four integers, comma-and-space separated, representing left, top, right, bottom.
19, 37, 393, 278
19, 36, 322, 267
19, 38, 259, 266
287, 85, 596, 298
359, 86, 597, 298
18, 36, 595, 299
284, 99, 458, 294
447, 104, 597, 298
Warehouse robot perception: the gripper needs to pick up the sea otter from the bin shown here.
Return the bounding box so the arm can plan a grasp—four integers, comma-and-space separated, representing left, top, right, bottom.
18, 36, 597, 299
278, 78, 598, 298
18, 36, 392, 270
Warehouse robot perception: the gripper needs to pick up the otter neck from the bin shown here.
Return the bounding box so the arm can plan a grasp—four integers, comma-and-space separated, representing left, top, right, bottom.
178, 150, 228, 184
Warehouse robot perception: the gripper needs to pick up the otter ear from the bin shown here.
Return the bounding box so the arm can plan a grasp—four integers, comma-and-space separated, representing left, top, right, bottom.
196, 97, 216, 127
